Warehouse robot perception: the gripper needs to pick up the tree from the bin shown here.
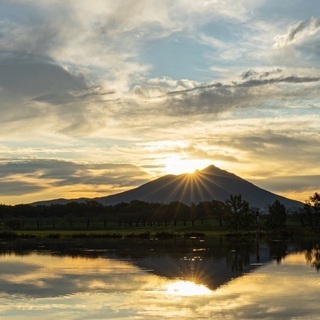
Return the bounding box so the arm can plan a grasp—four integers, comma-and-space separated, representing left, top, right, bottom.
66, 213, 74, 229
100, 206, 113, 229
265, 200, 287, 230
211, 200, 228, 227
196, 202, 211, 224
225, 194, 255, 231
190, 202, 198, 227
167, 201, 189, 226
197, 200, 227, 227
306, 192, 320, 230
113, 202, 133, 227
295, 192, 320, 231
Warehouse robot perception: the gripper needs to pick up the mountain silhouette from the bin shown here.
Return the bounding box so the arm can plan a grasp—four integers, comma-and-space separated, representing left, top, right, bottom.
32, 165, 302, 209
92, 165, 301, 209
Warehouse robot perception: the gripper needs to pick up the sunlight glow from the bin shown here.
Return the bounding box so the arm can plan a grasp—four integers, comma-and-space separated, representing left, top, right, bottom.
166, 280, 211, 296
164, 157, 211, 175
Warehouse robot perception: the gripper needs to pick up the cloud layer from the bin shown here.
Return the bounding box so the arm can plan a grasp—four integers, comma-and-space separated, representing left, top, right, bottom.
0, 1, 319, 203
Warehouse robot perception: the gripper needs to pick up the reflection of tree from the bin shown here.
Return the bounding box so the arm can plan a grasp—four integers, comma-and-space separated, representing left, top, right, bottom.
226, 242, 251, 272
305, 247, 320, 271
267, 240, 288, 264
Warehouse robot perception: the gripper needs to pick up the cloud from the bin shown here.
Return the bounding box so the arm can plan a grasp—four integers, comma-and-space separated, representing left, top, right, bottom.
238, 68, 320, 86
0, 1, 319, 204
249, 175, 320, 194
1, 1, 318, 134
241, 68, 283, 80
0, 53, 118, 136
138, 141, 239, 165
272, 17, 320, 69
0, 180, 44, 196
0, 53, 95, 135
231, 131, 320, 162
0, 54, 87, 96
0, 160, 151, 198
0, 1, 150, 93
0, 0, 260, 89
274, 17, 320, 48
143, 69, 320, 117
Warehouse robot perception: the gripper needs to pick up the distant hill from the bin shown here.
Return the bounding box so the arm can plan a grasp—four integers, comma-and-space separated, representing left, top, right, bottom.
32, 165, 302, 209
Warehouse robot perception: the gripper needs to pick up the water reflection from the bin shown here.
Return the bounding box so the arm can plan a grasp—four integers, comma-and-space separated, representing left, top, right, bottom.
305, 246, 320, 271
166, 280, 211, 296
0, 254, 146, 298
0, 238, 319, 319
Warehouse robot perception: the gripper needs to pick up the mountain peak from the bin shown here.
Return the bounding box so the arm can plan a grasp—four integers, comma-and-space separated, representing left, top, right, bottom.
199, 164, 237, 179
201, 164, 224, 173
93, 164, 301, 209
32, 164, 302, 209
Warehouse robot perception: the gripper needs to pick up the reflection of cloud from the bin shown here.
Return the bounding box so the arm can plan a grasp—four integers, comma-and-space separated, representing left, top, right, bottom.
0, 251, 319, 319
0, 261, 40, 275
211, 255, 320, 320
0, 254, 144, 298
166, 280, 211, 296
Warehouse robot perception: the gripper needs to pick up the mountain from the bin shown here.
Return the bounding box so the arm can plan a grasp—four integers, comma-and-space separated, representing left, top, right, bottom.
91, 165, 301, 209
32, 165, 302, 209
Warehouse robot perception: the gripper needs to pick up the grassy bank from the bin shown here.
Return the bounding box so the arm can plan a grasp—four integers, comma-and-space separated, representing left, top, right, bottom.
0, 214, 318, 240
0, 225, 317, 241
0, 227, 229, 240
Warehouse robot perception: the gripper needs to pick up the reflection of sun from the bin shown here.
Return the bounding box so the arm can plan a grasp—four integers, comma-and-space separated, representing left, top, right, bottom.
166, 280, 211, 296
164, 157, 211, 175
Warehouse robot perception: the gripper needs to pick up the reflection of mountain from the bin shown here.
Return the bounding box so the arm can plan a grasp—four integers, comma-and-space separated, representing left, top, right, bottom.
33, 165, 302, 209
130, 243, 271, 290
0, 237, 296, 291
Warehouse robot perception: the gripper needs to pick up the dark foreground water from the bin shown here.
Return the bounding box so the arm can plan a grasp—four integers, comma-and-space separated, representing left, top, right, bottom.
0, 236, 319, 319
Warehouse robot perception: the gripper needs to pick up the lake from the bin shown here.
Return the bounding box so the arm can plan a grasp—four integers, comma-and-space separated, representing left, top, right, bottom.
0, 236, 319, 319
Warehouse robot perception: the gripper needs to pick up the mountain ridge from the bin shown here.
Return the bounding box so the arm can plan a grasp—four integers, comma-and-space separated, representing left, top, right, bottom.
31, 165, 302, 209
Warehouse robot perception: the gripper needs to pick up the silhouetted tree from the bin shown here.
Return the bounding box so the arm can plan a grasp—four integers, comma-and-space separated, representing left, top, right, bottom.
190, 202, 198, 227
100, 206, 113, 229
179, 203, 190, 226
265, 200, 287, 230
294, 192, 320, 231
66, 213, 74, 229
51, 216, 57, 229
308, 192, 320, 230
5, 218, 23, 230
167, 201, 189, 226
225, 194, 255, 231
196, 202, 210, 224
211, 200, 228, 227
113, 202, 130, 227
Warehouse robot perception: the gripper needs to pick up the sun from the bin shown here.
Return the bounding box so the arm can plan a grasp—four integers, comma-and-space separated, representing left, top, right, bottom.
166, 280, 211, 296
164, 157, 211, 175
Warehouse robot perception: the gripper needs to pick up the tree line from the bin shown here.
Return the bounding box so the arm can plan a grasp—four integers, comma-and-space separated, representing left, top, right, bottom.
0, 192, 319, 232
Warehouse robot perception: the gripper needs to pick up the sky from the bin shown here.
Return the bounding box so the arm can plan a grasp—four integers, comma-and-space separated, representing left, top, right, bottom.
0, 0, 319, 205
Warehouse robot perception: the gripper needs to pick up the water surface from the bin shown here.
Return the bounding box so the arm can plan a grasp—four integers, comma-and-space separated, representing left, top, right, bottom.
0, 237, 319, 319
